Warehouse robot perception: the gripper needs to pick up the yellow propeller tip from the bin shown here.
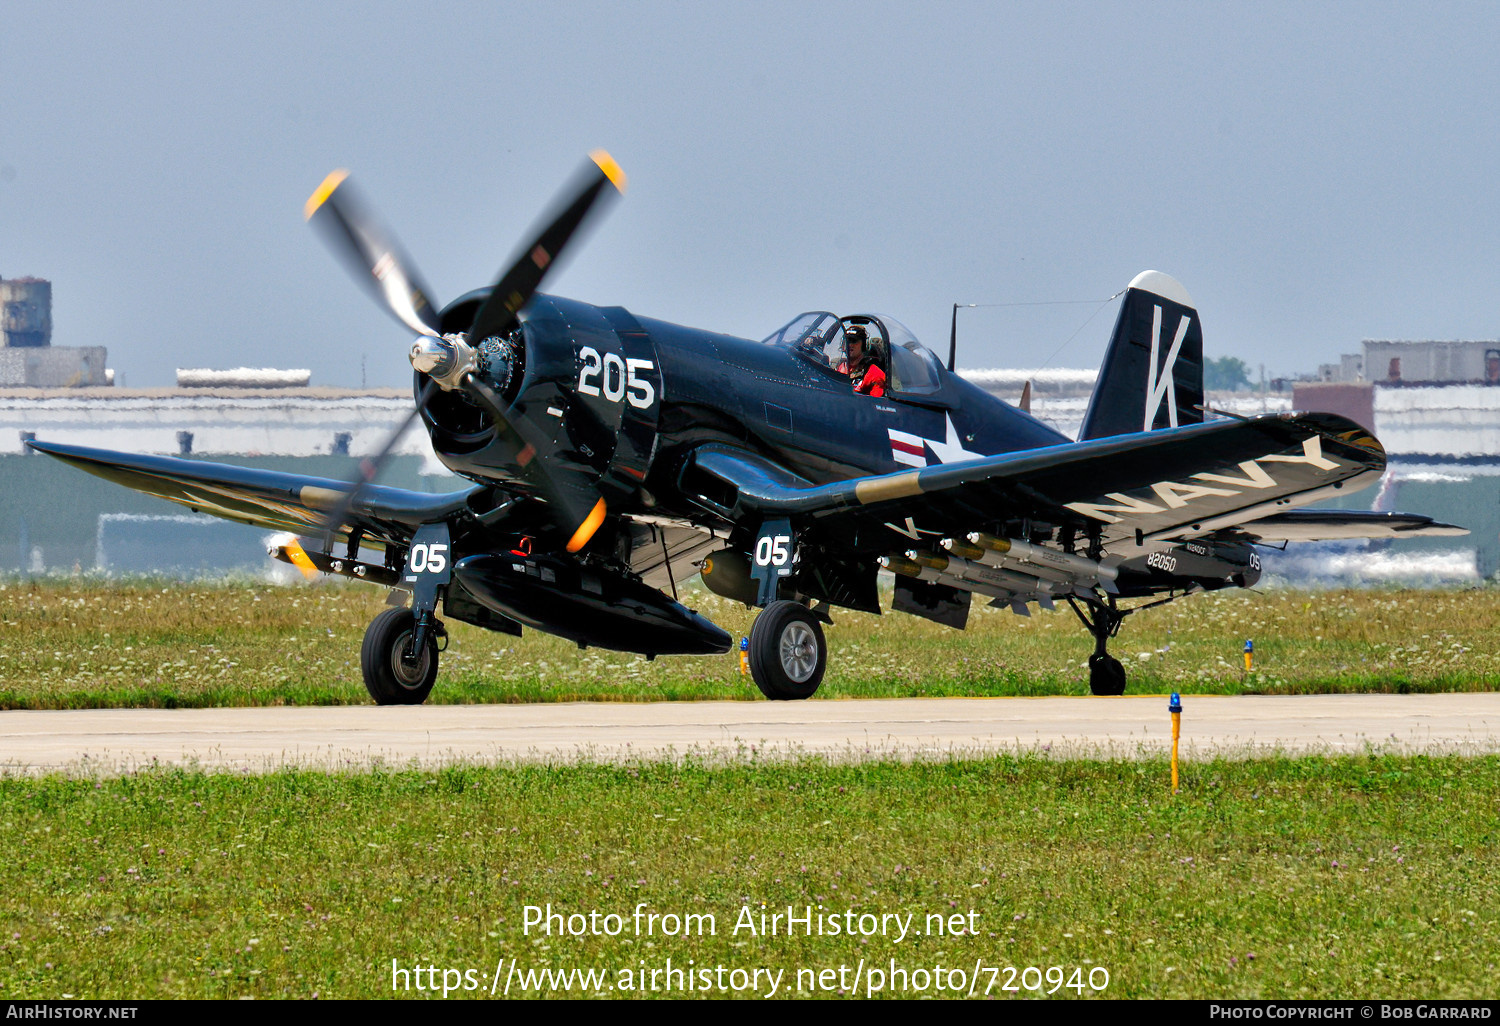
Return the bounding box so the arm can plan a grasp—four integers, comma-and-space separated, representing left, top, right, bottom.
284, 537, 320, 580
304, 169, 349, 220
566, 498, 608, 553
590, 150, 627, 193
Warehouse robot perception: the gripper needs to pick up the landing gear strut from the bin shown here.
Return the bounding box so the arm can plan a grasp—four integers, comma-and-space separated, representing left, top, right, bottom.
747, 600, 827, 700
1068, 596, 1127, 696
361, 607, 443, 705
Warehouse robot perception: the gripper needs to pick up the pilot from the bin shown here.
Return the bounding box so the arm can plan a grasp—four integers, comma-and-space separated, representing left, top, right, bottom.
844, 324, 887, 398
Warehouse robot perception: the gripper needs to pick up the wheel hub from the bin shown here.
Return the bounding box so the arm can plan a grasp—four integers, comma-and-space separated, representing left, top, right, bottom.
779, 621, 819, 683
390, 630, 431, 688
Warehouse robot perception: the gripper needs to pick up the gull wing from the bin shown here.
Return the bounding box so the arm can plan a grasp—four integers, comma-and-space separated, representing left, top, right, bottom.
681, 412, 1392, 552
28, 441, 479, 550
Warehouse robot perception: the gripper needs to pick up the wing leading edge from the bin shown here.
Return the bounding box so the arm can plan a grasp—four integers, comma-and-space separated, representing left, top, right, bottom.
27, 441, 481, 548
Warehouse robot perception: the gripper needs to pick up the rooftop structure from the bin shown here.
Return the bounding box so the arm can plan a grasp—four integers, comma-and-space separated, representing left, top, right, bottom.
1, 385, 439, 467
175, 367, 312, 388
0, 276, 112, 387
1318, 339, 1500, 386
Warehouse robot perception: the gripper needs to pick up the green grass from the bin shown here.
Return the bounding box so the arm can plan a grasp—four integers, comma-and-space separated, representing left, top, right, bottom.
2, 578, 1498, 708
1, 755, 1496, 999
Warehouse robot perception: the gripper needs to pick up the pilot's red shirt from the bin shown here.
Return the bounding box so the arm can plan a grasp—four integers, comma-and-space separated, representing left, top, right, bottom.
853, 362, 887, 398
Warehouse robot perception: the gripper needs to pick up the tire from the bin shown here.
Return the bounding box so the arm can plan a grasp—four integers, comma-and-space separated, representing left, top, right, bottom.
748, 600, 827, 700
361, 607, 439, 705
1088, 653, 1127, 696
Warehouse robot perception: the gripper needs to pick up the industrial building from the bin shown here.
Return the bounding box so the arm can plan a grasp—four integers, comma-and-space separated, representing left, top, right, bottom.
1298, 338, 1500, 460
2, 383, 446, 575
0, 276, 111, 387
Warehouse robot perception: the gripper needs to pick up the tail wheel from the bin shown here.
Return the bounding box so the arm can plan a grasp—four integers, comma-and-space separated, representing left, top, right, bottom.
748, 600, 827, 700
361, 607, 439, 705
1088, 653, 1126, 696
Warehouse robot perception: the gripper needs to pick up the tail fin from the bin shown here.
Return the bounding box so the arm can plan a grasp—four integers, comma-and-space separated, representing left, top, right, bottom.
1078, 270, 1203, 441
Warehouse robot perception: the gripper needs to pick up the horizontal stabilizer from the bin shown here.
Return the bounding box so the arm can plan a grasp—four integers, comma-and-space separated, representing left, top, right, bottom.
1225, 509, 1468, 542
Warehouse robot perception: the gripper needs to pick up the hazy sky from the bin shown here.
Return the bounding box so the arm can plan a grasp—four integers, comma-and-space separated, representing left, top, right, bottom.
4, 2, 1499, 387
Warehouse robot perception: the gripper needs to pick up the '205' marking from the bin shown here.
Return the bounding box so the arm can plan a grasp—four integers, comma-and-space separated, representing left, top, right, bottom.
577, 347, 655, 409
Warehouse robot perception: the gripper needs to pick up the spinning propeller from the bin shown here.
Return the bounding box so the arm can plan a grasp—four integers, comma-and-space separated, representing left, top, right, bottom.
293, 152, 628, 571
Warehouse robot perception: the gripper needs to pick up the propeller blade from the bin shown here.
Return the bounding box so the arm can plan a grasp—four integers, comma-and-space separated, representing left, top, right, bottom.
316, 378, 440, 554
466, 150, 626, 345
304, 153, 627, 560
281, 536, 320, 580
457, 151, 625, 552
566, 497, 608, 553
461, 375, 608, 552
305, 170, 444, 338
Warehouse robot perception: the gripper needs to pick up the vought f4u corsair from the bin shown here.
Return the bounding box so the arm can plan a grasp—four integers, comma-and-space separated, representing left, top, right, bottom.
32, 153, 1465, 702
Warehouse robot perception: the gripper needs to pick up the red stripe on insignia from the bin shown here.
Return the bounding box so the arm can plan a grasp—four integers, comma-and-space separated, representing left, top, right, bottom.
891, 439, 925, 457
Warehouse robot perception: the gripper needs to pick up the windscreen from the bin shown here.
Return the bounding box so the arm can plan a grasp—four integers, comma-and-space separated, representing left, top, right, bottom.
761, 312, 845, 369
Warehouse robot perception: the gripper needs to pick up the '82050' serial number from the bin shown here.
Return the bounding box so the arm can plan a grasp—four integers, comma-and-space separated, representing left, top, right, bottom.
1145, 551, 1178, 572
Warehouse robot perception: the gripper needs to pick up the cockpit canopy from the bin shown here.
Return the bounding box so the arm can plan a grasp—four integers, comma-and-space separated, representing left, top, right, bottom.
760, 311, 943, 395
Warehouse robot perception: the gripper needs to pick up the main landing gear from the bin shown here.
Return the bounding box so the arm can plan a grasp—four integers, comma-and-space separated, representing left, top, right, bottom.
1067, 592, 1182, 696
747, 600, 828, 700
361, 607, 444, 705
1068, 596, 1127, 696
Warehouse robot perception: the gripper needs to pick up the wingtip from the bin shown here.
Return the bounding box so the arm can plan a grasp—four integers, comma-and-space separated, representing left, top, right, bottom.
1418, 521, 1470, 537
589, 150, 627, 193
23, 438, 74, 459
304, 169, 349, 221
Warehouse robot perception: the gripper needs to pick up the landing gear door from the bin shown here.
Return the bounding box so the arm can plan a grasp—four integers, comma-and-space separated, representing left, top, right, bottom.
749, 518, 794, 607
403, 522, 452, 617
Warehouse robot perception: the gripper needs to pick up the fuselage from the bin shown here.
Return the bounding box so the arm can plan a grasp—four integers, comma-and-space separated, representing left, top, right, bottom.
419, 290, 1070, 521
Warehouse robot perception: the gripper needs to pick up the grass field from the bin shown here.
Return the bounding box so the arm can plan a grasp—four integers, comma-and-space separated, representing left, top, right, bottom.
1, 755, 1496, 999
4, 578, 1497, 1000
1, 578, 1496, 708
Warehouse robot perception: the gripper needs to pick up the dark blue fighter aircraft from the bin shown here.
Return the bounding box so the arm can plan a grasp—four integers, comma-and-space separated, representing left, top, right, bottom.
30, 153, 1465, 702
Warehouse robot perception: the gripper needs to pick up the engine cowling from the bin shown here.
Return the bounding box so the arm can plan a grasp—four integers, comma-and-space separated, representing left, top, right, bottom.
416, 292, 661, 525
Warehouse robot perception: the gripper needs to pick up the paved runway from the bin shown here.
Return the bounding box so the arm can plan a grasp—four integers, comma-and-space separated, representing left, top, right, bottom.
3, 693, 1499, 774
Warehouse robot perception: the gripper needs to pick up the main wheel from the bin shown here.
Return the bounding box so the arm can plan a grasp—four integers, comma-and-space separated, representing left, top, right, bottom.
1088, 653, 1126, 696
361, 607, 439, 705
748, 600, 827, 700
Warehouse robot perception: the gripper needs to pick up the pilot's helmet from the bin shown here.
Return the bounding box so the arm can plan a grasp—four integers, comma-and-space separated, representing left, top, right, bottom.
845, 324, 868, 346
